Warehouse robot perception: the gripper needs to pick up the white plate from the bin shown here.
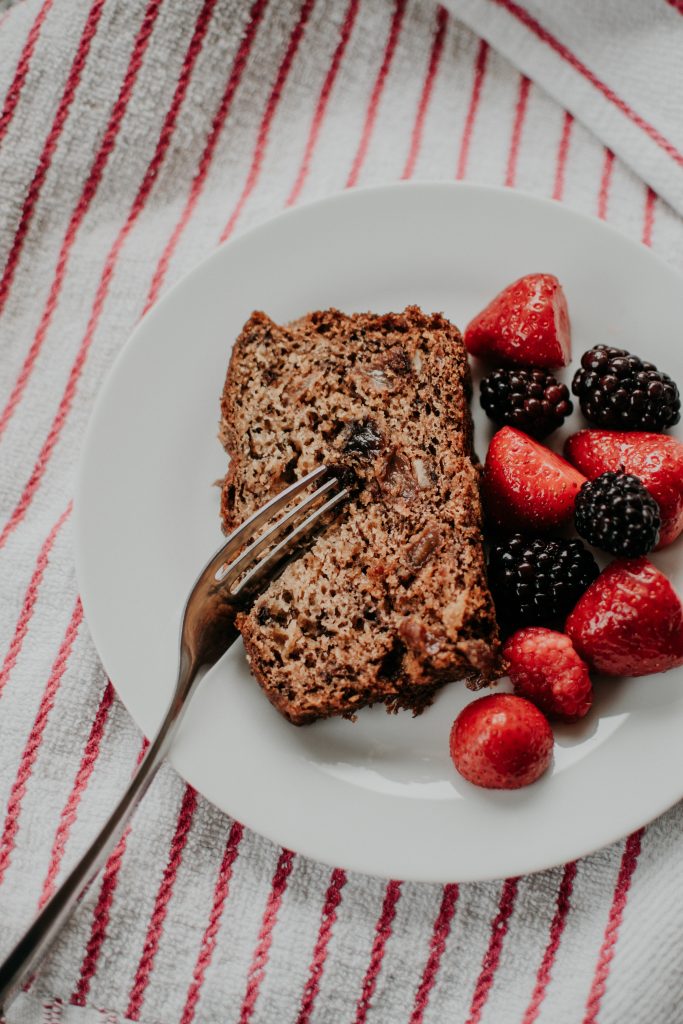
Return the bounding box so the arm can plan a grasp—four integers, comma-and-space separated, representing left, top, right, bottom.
75, 183, 683, 883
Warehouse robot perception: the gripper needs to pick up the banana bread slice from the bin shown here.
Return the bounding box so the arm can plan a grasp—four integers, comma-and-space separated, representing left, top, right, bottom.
220, 306, 502, 725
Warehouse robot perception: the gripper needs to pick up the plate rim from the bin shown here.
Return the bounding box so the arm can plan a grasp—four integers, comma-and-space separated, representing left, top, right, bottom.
75, 180, 683, 882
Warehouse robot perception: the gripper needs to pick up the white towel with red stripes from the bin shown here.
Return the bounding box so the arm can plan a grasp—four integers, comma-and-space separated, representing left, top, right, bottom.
1, 2, 683, 1023
447, 0, 683, 217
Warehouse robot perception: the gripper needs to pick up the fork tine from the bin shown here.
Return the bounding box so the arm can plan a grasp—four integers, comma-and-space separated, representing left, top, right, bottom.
214, 474, 340, 584
216, 464, 329, 568
231, 486, 351, 598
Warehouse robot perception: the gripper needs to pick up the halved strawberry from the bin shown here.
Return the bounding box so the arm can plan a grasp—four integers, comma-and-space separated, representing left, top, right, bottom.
565, 430, 683, 548
566, 558, 683, 676
464, 273, 570, 368
482, 426, 586, 531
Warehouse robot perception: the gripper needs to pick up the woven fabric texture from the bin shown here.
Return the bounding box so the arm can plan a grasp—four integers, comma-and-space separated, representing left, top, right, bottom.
1, 2, 683, 1022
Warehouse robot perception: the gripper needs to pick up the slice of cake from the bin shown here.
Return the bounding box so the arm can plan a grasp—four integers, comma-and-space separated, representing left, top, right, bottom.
220, 306, 502, 725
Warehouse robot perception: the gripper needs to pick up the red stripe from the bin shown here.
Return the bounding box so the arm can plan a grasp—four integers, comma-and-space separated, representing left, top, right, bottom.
238, 849, 295, 1024
492, 0, 683, 169
70, 736, 148, 1007
642, 186, 656, 246
582, 830, 643, 1024
218, 0, 316, 244
597, 148, 615, 220
409, 884, 459, 1024
0, 0, 165, 440
505, 75, 531, 187
455, 40, 488, 180
0, 0, 54, 144
37, 683, 115, 908
42, 1000, 63, 1022
0, 0, 108, 317
0, 597, 83, 888
125, 785, 199, 1020
354, 879, 402, 1024
144, 0, 269, 311
521, 862, 577, 1024
665, 0, 683, 11
179, 821, 245, 1024
286, 0, 360, 206
552, 111, 573, 200
346, 0, 407, 188
0, 0, 218, 554
0, 503, 71, 701
465, 878, 519, 1024
401, 5, 448, 180
71, 832, 129, 1006
295, 868, 347, 1024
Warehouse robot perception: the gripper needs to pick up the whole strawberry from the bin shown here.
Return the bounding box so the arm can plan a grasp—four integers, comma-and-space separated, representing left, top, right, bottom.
566, 558, 683, 677
504, 628, 592, 721
449, 693, 553, 789
464, 273, 571, 368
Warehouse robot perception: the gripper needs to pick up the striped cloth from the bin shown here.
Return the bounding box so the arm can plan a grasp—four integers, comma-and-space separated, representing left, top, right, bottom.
0, 2, 682, 1023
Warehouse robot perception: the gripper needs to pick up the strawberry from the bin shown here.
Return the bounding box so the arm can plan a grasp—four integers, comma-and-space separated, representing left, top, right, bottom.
565, 430, 683, 548
566, 558, 683, 676
503, 627, 592, 721
449, 693, 553, 789
464, 273, 571, 368
482, 426, 586, 531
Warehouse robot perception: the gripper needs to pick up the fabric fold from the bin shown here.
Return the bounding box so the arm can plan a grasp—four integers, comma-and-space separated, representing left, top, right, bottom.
447, 0, 683, 215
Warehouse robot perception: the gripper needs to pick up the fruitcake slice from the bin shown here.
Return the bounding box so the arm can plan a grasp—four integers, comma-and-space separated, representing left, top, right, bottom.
220, 306, 502, 725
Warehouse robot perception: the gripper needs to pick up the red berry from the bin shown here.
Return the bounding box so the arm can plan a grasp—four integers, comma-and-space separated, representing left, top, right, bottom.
482, 426, 586, 532
565, 430, 683, 548
464, 273, 571, 368
503, 627, 592, 721
566, 558, 683, 677
449, 693, 553, 789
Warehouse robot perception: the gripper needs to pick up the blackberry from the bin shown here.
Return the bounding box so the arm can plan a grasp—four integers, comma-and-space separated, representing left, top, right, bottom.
480, 367, 572, 439
574, 471, 660, 556
572, 345, 680, 432
487, 534, 599, 629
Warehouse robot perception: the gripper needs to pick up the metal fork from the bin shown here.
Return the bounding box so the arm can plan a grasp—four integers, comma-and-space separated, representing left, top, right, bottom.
0, 464, 352, 1015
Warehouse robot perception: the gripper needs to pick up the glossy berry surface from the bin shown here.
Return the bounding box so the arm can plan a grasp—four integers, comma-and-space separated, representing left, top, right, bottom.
566, 558, 683, 677
504, 627, 592, 721
482, 427, 586, 532
565, 429, 683, 548
464, 273, 571, 368
574, 471, 660, 557
480, 367, 572, 438
488, 534, 599, 629
450, 693, 553, 789
572, 345, 680, 432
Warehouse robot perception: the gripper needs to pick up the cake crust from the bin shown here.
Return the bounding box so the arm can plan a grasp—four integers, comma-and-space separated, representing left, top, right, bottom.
220, 306, 502, 724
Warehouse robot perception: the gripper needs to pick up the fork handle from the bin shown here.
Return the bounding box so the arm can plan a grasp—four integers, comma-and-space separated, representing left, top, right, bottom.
0, 676, 195, 1015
